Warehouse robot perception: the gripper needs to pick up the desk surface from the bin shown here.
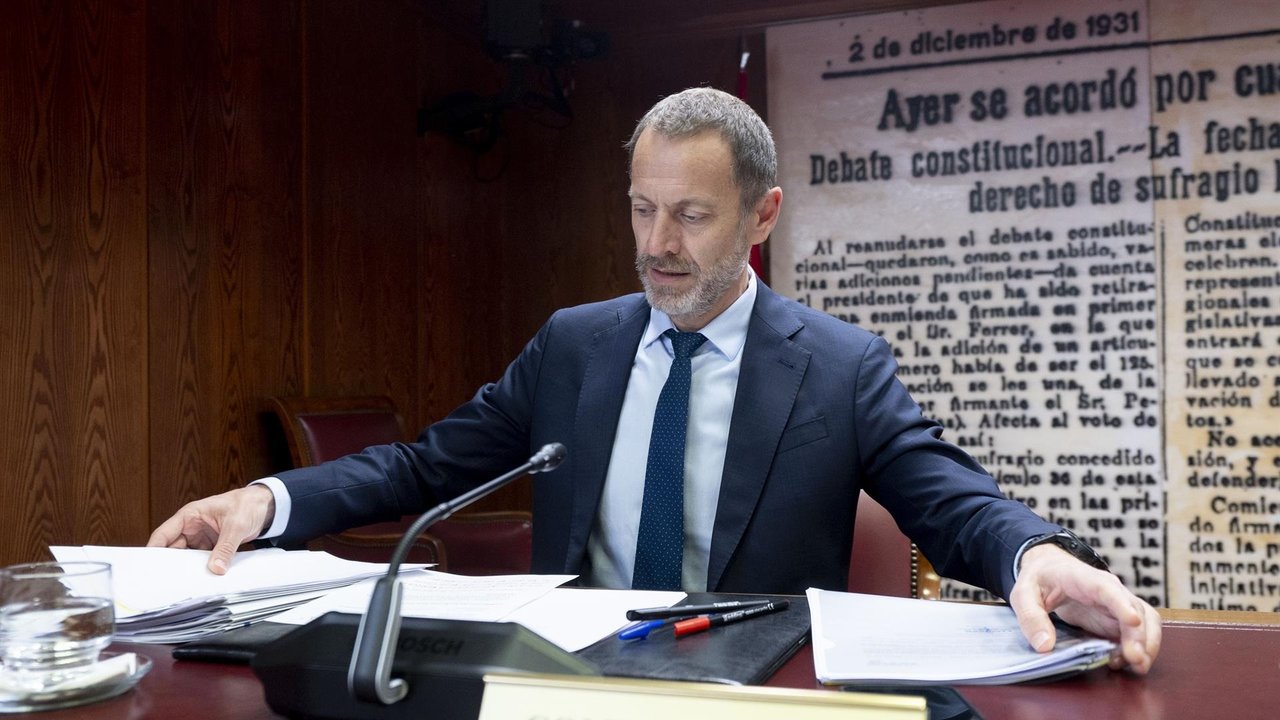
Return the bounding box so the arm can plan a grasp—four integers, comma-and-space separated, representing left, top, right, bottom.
37, 609, 1280, 720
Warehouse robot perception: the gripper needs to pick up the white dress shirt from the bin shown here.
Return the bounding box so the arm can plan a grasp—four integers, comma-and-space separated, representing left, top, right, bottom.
585, 271, 757, 591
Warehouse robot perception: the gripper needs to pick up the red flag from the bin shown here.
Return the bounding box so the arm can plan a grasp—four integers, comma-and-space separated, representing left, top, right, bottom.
736, 44, 767, 282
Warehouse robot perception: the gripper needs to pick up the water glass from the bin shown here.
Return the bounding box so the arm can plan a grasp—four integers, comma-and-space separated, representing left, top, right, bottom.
0, 562, 115, 681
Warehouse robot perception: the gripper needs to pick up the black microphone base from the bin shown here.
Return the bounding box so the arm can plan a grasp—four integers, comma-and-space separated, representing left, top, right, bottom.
252, 612, 600, 720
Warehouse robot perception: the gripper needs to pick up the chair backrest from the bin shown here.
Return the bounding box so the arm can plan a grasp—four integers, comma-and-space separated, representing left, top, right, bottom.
849, 491, 940, 599
266, 395, 533, 574
268, 396, 407, 468
424, 511, 533, 576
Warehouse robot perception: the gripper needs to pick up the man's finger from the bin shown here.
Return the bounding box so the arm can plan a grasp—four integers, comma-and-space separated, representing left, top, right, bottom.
147, 514, 186, 548
1083, 578, 1146, 667
208, 533, 244, 575
1117, 600, 1160, 675
1009, 581, 1056, 652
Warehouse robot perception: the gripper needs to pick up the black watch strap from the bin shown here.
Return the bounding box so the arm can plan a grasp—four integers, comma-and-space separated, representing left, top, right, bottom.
1016, 529, 1109, 574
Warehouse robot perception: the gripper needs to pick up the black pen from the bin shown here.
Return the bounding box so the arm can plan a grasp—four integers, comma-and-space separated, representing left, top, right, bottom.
625, 599, 773, 621
673, 599, 790, 638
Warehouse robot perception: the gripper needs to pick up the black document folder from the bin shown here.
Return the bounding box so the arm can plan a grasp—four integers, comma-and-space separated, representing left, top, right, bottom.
577, 592, 810, 686
175, 592, 810, 686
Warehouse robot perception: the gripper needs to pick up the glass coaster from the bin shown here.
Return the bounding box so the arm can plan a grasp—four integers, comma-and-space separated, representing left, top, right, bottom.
0, 652, 152, 714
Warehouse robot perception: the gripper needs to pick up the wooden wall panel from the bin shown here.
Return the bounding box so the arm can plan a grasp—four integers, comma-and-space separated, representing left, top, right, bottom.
146, 2, 305, 526
416, 22, 510, 423
412, 14, 533, 510
304, 0, 424, 430
0, 0, 148, 566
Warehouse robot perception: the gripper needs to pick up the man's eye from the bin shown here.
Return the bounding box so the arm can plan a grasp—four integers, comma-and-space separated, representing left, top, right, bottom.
633, 206, 654, 217
681, 213, 704, 223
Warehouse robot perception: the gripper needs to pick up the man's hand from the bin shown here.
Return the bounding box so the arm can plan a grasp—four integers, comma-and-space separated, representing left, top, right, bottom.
147, 485, 276, 575
1009, 544, 1162, 675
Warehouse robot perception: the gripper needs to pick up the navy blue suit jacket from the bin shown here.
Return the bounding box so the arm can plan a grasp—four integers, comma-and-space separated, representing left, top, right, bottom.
276, 283, 1057, 597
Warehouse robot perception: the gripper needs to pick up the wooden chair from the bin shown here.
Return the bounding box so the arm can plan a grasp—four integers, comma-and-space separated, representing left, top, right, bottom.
848, 491, 940, 599
266, 395, 533, 574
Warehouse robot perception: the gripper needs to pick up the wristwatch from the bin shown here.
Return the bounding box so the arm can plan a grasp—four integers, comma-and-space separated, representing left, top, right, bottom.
1014, 529, 1109, 576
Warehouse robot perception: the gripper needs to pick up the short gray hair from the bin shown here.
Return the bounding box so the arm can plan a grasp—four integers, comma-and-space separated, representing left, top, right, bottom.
625, 87, 777, 215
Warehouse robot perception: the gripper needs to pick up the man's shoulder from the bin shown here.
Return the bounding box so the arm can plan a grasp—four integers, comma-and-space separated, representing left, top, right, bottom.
755, 283, 882, 352
545, 292, 649, 335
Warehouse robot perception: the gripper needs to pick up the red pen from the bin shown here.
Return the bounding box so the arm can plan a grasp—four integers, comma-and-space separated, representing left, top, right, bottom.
673, 599, 790, 638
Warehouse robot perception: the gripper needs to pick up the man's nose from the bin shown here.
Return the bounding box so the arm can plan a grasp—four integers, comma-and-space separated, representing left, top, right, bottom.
643, 213, 681, 256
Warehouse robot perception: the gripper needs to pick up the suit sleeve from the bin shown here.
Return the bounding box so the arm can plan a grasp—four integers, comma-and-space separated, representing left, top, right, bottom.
854, 336, 1059, 599
271, 314, 559, 545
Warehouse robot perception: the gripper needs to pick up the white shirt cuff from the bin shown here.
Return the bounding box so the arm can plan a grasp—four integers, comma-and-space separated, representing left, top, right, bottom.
1011, 534, 1047, 582
250, 477, 292, 540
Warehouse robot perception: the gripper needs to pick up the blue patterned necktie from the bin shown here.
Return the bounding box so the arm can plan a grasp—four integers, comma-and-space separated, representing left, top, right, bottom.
632, 329, 708, 591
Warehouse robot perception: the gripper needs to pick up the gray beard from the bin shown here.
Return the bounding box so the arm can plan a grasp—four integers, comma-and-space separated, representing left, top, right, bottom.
636, 242, 750, 322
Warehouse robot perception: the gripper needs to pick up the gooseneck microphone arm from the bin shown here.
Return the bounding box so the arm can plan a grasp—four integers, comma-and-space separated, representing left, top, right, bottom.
347, 442, 567, 705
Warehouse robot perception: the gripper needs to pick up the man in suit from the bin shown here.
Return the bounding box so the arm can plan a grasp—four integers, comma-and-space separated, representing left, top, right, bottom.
150, 88, 1160, 673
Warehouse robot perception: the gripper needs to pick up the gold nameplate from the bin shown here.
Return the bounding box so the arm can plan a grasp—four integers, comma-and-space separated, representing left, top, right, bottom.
479, 673, 926, 720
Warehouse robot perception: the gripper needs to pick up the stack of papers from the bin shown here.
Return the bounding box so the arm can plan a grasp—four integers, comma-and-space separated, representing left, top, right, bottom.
48, 547, 685, 653
808, 589, 1116, 685
50, 546, 426, 644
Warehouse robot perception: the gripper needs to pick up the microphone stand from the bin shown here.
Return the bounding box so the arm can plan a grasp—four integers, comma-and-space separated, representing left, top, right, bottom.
349, 443, 566, 705
251, 442, 598, 720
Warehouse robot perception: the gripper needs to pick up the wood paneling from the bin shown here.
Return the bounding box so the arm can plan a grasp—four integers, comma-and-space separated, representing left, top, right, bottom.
146, 1, 305, 525
416, 22, 510, 421
0, 0, 149, 564
304, 0, 424, 427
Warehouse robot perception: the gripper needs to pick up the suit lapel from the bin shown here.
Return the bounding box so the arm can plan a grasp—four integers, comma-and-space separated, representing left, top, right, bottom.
564, 299, 650, 572
707, 286, 810, 590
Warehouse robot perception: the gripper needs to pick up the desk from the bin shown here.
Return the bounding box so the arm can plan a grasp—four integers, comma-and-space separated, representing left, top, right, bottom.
35, 609, 1280, 720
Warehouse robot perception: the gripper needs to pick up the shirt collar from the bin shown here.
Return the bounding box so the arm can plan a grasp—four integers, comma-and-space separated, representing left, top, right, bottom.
642, 267, 756, 361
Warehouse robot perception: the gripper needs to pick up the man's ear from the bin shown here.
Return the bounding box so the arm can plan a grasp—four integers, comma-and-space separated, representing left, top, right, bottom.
748, 187, 783, 246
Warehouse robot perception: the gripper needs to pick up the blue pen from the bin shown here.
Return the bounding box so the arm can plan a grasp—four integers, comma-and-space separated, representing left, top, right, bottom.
618, 617, 683, 641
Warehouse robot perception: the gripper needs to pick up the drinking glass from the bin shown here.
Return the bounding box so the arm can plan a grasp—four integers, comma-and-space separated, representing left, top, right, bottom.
0, 561, 115, 682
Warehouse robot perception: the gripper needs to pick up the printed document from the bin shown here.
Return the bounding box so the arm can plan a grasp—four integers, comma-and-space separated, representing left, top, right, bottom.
808, 589, 1116, 685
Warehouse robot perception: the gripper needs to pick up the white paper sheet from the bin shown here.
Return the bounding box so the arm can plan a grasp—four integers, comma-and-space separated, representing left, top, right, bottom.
271, 571, 576, 625
271, 573, 684, 653
808, 588, 1116, 685
502, 588, 685, 652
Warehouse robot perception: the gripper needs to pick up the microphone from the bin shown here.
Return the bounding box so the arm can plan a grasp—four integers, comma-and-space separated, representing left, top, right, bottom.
253, 442, 598, 720
349, 443, 568, 705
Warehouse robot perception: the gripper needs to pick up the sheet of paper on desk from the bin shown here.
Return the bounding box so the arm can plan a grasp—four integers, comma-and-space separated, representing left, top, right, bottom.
503, 588, 684, 651
271, 573, 683, 652
808, 588, 1117, 685
271, 571, 575, 625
